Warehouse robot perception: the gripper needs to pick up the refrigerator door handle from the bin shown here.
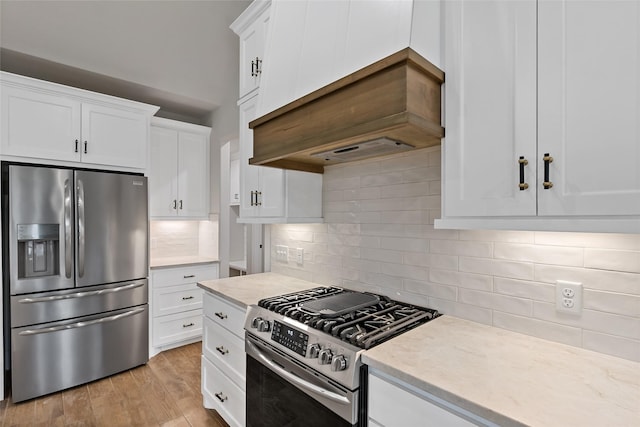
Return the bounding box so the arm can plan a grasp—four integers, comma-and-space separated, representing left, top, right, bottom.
16, 281, 145, 304
77, 178, 85, 278
64, 179, 73, 278
17, 307, 146, 336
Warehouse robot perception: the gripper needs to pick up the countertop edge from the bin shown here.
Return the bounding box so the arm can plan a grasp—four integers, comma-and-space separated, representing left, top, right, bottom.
197, 282, 248, 308
150, 257, 219, 269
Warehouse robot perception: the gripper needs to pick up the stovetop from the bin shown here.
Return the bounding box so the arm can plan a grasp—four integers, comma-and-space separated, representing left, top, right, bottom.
257, 286, 440, 349
245, 286, 440, 390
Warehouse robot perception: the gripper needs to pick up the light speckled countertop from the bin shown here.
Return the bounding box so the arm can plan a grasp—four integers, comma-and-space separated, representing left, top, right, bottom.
197, 272, 640, 426
363, 316, 640, 427
150, 256, 219, 269
197, 272, 319, 308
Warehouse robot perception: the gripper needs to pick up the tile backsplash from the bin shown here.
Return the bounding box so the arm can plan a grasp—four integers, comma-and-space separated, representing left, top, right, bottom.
150, 220, 219, 260
270, 147, 640, 362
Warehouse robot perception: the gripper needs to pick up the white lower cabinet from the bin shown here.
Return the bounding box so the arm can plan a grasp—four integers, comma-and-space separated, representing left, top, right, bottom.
368, 370, 494, 427
150, 263, 218, 350
202, 292, 246, 427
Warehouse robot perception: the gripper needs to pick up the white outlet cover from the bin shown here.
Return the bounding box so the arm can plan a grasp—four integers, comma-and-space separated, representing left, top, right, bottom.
555, 280, 582, 315
296, 248, 304, 265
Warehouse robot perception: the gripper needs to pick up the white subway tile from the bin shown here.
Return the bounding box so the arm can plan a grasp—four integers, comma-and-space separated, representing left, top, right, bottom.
360, 223, 406, 237
324, 175, 360, 190
459, 289, 533, 316
341, 267, 360, 282
361, 247, 403, 264
328, 233, 362, 247
380, 236, 428, 252
429, 269, 493, 291
534, 264, 640, 295
403, 166, 441, 183
379, 262, 429, 282
427, 148, 441, 167
492, 312, 582, 347
313, 253, 343, 267
582, 331, 640, 362
342, 258, 381, 274
338, 160, 382, 178
583, 290, 640, 317
361, 272, 403, 290
379, 151, 431, 172
459, 230, 534, 243
360, 197, 421, 212
535, 232, 640, 250
328, 223, 360, 235
324, 201, 348, 213
494, 243, 583, 267
459, 257, 534, 280
343, 187, 380, 200
345, 211, 381, 224
361, 171, 404, 187
323, 212, 346, 223
403, 279, 458, 301
328, 244, 361, 258
359, 236, 381, 248
379, 211, 423, 225
494, 278, 555, 302
585, 248, 640, 273
429, 298, 493, 325
533, 302, 640, 340
404, 253, 458, 270
313, 232, 328, 243
428, 180, 441, 195
430, 239, 494, 258
379, 182, 431, 199
323, 190, 344, 202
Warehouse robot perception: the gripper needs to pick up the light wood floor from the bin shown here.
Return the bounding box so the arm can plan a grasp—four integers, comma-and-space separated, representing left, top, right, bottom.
0, 342, 229, 427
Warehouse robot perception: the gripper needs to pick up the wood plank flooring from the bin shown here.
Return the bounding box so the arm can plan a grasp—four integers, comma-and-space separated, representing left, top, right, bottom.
0, 342, 229, 427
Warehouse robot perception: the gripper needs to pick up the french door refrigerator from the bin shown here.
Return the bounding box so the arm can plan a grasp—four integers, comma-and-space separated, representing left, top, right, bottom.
1, 163, 149, 402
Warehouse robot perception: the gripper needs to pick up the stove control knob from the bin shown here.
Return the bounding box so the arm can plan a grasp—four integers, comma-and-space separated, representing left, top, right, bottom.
257, 319, 271, 332
318, 349, 333, 365
308, 344, 321, 359
331, 355, 347, 371
251, 317, 262, 329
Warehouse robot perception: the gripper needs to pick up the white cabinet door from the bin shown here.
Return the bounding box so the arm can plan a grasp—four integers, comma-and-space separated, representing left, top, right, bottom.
1, 85, 82, 162
442, 0, 537, 218
238, 6, 270, 98
80, 103, 148, 169
149, 118, 211, 219
538, 0, 640, 216
178, 131, 209, 218
239, 96, 261, 218
230, 157, 240, 206
239, 96, 285, 219
149, 126, 179, 217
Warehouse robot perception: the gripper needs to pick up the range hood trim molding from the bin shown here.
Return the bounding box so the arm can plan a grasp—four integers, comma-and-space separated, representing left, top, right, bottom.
249, 48, 445, 174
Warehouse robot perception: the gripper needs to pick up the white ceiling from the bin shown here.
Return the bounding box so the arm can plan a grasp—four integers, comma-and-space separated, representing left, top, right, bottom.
0, 0, 251, 124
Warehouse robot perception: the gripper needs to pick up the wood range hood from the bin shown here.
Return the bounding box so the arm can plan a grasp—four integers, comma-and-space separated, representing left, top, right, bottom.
248, 48, 444, 174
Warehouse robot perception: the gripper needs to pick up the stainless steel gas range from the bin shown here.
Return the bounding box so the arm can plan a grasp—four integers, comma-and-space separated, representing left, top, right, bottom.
244, 286, 441, 427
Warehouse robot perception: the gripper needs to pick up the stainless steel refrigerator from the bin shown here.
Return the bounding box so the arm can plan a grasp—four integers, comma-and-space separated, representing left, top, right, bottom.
2, 163, 149, 402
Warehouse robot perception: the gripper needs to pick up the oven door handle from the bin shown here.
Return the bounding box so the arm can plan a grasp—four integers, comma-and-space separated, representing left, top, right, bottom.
246, 340, 351, 406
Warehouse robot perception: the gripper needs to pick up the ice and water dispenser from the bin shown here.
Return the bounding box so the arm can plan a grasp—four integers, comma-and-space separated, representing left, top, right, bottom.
16, 224, 60, 279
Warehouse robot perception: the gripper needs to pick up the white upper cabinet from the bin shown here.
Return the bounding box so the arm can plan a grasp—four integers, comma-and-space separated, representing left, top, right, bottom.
237, 95, 321, 223
232, 2, 323, 224
258, 0, 429, 116
149, 117, 211, 219
231, 0, 271, 100
0, 72, 158, 170
537, 0, 640, 217
438, 0, 640, 233
441, 0, 537, 217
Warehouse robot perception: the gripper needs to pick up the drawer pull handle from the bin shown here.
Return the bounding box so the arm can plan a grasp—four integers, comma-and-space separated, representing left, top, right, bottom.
216, 346, 229, 355
215, 312, 227, 320
182, 296, 194, 300
183, 322, 195, 328
183, 274, 196, 278
518, 156, 529, 190
215, 392, 227, 403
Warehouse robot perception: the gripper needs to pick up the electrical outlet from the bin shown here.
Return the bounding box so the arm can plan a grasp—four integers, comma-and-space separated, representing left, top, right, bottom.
275, 245, 288, 262
295, 248, 304, 265
556, 280, 582, 315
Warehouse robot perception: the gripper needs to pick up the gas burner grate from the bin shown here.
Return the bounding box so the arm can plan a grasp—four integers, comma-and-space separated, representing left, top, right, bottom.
257, 287, 440, 349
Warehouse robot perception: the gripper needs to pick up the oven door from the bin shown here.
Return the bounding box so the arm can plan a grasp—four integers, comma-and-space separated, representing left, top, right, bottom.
246, 333, 359, 427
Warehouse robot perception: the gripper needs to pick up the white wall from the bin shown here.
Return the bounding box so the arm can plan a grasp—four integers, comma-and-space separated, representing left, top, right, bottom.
270, 147, 640, 362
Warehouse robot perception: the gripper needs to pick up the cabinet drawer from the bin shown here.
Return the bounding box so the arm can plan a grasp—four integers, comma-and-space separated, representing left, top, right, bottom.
202, 355, 245, 427
151, 264, 218, 288
203, 317, 245, 388
152, 309, 202, 347
203, 292, 245, 338
152, 283, 203, 317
